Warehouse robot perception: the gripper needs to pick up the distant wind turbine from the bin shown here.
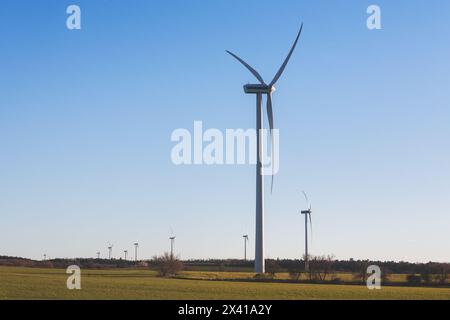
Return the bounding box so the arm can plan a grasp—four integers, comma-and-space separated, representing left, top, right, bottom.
169, 236, 176, 259
124, 250, 128, 260
243, 235, 249, 261
96, 252, 100, 259
134, 242, 139, 262
300, 191, 313, 271
227, 23, 304, 273
108, 243, 113, 260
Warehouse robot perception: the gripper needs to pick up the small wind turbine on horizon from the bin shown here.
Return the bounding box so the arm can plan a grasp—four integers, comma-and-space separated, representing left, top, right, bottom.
169, 227, 176, 259
243, 235, 249, 261
124, 250, 128, 260
134, 242, 139, 262
169, 236, 176, 259
227, 23, 304, 273
108, 243, 113, 260
300, 191, 313, 271
96, 252, 100, 259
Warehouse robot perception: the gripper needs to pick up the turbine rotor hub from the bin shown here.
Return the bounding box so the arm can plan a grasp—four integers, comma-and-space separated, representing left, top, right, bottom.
243, 84, 276, 94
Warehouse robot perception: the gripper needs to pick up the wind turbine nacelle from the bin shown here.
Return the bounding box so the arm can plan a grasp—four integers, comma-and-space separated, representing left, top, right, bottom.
301, 210, 311, 214
244, 84, 275, 94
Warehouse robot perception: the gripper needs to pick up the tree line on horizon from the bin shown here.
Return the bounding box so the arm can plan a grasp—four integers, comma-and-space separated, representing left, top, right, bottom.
1, 254, 448, 280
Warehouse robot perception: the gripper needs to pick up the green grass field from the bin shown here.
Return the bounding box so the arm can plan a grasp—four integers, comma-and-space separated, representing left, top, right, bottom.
1, 267, 449, 300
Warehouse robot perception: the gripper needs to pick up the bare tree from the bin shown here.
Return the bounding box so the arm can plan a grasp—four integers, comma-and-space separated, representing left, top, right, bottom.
153, 252, 183, 277
288, 262, 303, 281
353, 260, 371, 283
308, 255, 335, 282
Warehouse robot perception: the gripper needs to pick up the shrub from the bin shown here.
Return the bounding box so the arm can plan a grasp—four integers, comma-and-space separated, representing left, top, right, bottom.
308, 255, 335, 282
153, 252, 183, 277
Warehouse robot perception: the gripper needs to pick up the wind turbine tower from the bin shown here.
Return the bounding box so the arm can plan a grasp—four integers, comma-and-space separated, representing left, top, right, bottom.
227, 24, 303, 273
124, 250, 128, 260
96, 252, 100, 259
134, 242, 139, 262
169, 236, 176, 259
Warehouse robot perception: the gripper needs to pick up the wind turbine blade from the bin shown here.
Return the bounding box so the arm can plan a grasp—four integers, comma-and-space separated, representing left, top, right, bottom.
226, 50, 266, 85
309, 212, 313, 242
266, 93, 275, 193
269, 23, 303, 87
301, 191, 310, 209
267, 93, 274, 136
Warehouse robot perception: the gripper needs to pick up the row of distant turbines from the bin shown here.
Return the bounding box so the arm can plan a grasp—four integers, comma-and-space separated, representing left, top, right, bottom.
42, 195, 311, 269
94, 237, 178, 261
91, 191, 311, 269
99, 242, 140, 260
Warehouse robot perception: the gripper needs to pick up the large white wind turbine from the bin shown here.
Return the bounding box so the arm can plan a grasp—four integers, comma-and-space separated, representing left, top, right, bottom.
227, 24, 303, 273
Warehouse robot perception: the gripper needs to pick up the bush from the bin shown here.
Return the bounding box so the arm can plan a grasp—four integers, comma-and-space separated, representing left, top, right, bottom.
308, 255, 335, 282
153, 252, 183, 277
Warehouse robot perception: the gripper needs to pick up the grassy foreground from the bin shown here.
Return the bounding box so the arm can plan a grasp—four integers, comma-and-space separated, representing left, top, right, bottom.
1, 267, 449, 300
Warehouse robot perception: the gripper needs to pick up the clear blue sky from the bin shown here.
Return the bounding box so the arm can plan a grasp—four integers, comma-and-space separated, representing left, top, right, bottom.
1, 0, 449, 262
